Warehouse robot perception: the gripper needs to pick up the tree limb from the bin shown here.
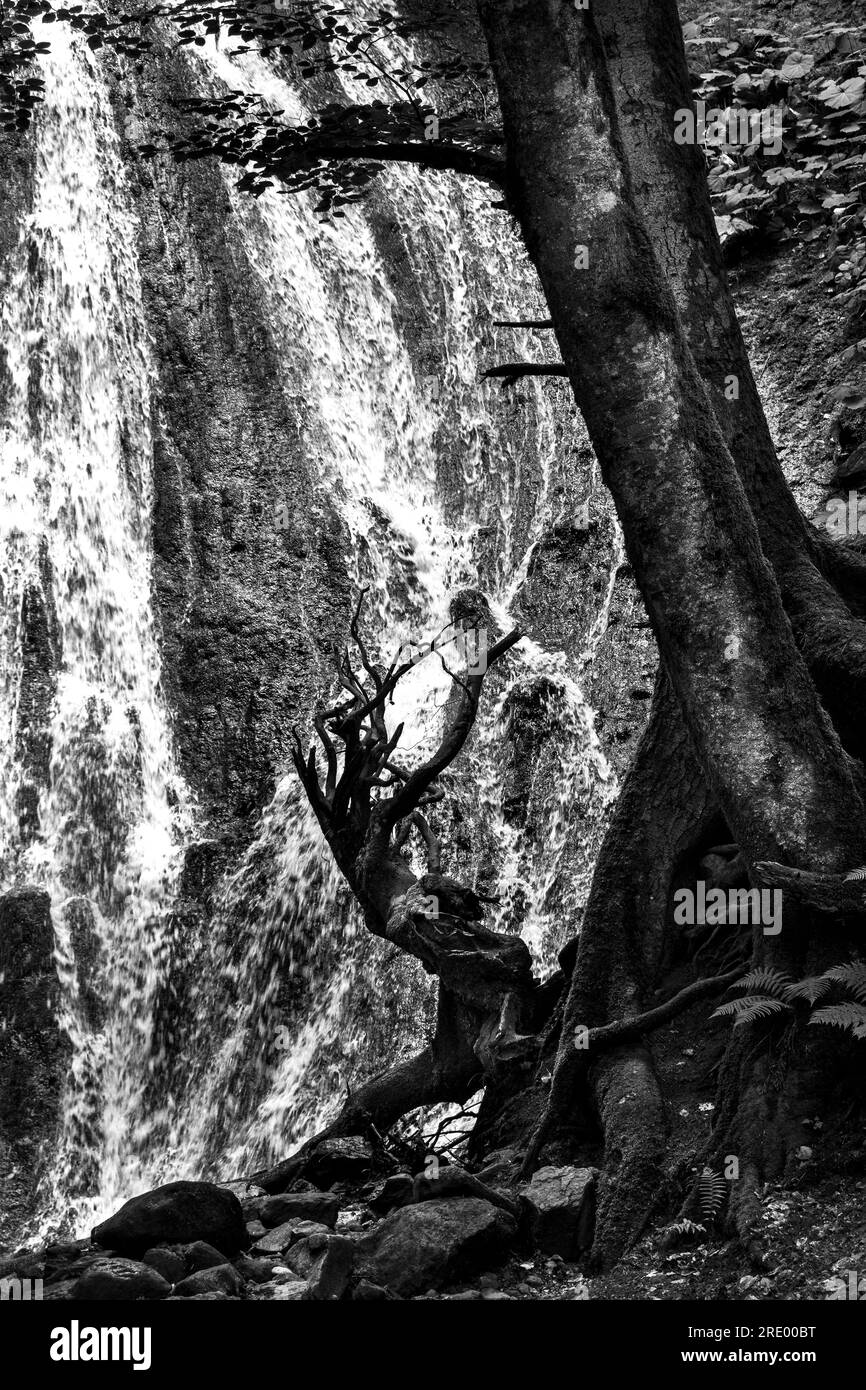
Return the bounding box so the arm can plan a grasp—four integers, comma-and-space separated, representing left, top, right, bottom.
272, 140, 507, 188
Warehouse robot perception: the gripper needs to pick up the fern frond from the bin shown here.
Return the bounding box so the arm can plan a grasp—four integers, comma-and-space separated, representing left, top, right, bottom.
698, 1168, 727, 1221
843, 867, 866, 881
783, 975, 836, 1005
730, 968, 792, 998
712, 994, 791, 1025
712, 999, 747, 1019
810, 1003, 866, 1039
664, 1217, 706, 1240
821, 961, 866, 1005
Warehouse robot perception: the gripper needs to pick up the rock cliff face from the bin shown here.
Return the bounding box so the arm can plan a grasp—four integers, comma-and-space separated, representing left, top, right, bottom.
0, 25, 651, 1248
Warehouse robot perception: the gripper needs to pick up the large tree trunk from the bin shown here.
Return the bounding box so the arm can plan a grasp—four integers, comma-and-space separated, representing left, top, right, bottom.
476, 0, 866, 1257
596, 0, 866, 761
476, 0, 864, 866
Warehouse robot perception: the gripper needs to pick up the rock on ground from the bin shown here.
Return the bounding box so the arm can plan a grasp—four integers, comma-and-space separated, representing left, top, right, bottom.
356, 1198, 518, 1298
519, 1166, 597, 1259
255, 1192, 339, 1229
172, 1263, 246, 1298
73, 1258, 171, 1301
91, 1181, 246, 1259
285, 1233, 355, 1301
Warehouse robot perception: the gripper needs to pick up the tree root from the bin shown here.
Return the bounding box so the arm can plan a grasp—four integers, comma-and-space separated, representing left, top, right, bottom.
250, 987, 484, 1192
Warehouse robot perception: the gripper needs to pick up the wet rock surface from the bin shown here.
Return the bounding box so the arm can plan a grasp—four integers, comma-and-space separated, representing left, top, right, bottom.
91, 1181, 246, 1259
356, 1197, 519, 1298
18, 1152, 594, 1302
519, 1166, 598, 1259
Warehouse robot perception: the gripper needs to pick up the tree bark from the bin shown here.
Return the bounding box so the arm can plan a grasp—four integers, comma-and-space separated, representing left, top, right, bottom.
595, 0, 866, 762
476, 0, 866, 873
475, 0, 866, 1260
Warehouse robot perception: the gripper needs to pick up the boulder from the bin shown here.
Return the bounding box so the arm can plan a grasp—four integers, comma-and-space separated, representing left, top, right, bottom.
143, 1240, 227, 1283
73, 1258, 171, 1301
171, 1263, 245, 1298
256, 1137, 374, 1193
92, 1181, 246, 1258
142, 1248, 186, 1284
302, 1137, 374, 1188
43, 1279, 78, 1300
251, 1219, 331, 1255
519, 1166, 597, 1259
366, 1174, 414, 1216
357, 1198, 517, 1297
257, 1192, 339, 1229
353, 1279, 401, 1301
253, 1280, 309, 1301
234, 1255, 276, 1284
285, 1233, 355, 1301
178, 1241, 230, 1272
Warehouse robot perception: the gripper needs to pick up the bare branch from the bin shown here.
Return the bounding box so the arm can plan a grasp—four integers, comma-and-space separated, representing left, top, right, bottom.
382, 628, 522, 828
272, 141, 507, 188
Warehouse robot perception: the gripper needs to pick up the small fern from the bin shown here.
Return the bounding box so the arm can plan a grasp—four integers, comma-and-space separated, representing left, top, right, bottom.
664, 1217, 706, 1241
844, 866, 866, 881
712, 994, 792, 1026
784, 974, 836, 1006
810, 1003, 866, 1039
713, 957, 866, 1039
730, 967, 792, 998
698, 1168, 727, 1221
821, 961, 866, 1004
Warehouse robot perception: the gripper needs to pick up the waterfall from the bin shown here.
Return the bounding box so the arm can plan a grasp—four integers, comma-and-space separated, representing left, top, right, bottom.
0, 13, 623, 1239
0, 25, 192, 1234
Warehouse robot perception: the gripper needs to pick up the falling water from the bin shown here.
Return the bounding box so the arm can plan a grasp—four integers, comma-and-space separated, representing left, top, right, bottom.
0, 10, 623, 1237
0, 25, 192, 1232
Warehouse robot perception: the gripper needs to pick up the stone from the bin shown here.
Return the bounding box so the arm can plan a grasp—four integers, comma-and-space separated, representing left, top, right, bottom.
301, 1136, 374, 1188
142, 1247, 187, 1284
285, 1233, 355, 1301
218, 1181, 266, 1204
519, 1166, 597, 1259
43, 1279, 78, 1300
251, 1219, 331, 1255
73, 1258, 171, 1301
366, 1173, 414, 1216
357, 1198, 518, 1298
234, 1255, 276, 1284
353, 1279, 400, 1301
476, 1146, 523, 1185
257, 1192, 339, 1229
91, 1181, 246, 1258
253, 1138, 373, 1195
168, 1292, 241, 1301
245, 1220, 267, 1242
143, 1239, 227, 1282
253, 1280, 308, 1301
171, 1263, 245, 1298
178, 1241, 230, 1272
